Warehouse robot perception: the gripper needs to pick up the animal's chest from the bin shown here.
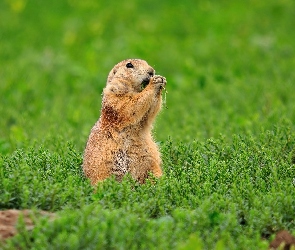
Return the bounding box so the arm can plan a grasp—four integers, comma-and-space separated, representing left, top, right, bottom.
109, 128, 143, 180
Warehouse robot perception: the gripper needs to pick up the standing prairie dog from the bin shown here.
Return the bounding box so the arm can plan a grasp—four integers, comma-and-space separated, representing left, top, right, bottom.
82, 59, 166, 185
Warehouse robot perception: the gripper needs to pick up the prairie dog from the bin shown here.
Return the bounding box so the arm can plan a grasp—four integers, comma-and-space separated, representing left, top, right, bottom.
82, 59, 166, 185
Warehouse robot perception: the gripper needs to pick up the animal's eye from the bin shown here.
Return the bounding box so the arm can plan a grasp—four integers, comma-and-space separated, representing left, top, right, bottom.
126, 62, 134, 68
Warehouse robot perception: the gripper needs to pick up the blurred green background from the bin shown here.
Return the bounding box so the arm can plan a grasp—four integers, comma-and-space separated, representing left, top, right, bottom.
0, 0, 294, 151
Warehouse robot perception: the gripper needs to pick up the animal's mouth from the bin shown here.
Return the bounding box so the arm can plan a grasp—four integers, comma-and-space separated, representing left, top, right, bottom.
141, 77, 150, 90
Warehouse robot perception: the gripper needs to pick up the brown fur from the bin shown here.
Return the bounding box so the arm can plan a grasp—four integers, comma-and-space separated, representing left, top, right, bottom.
82, 59, 166, 185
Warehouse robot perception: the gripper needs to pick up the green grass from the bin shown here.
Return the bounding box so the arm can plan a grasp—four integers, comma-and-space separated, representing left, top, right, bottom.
1, 0, 295, 249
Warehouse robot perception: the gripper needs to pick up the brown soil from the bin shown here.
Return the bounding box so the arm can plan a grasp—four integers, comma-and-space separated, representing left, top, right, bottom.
0, 209, 54, 243
269, 230, 295, 250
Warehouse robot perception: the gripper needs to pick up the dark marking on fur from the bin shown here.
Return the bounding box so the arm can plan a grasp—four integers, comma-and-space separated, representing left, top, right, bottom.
101, 105, 121, 125
112, 150, 130, 181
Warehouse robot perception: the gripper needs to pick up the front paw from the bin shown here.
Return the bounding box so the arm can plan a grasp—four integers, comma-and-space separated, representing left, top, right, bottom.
151, 75, 166, 89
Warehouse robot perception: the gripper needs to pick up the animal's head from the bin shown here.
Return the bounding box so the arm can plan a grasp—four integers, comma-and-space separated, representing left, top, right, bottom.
106, 59, 155, 94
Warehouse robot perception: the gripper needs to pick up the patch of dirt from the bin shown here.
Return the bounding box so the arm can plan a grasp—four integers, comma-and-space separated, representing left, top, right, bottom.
269, 230, 295, 250
0, 209, 54, 243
